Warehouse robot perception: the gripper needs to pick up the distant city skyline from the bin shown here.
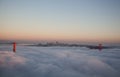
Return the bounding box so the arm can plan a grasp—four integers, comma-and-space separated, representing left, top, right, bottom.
0, 0, 120, 43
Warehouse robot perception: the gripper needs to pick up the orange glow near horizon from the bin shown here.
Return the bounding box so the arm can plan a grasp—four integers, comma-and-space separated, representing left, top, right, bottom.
1, 32, 120, 43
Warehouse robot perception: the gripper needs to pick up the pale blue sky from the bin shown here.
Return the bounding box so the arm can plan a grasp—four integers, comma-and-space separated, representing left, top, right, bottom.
0, 0, 120, 43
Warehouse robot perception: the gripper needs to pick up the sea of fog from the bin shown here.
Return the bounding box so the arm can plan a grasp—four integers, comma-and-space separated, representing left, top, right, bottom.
0, 45, 120, 77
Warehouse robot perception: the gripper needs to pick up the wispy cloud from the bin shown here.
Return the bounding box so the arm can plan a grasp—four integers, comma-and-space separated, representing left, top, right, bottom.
0, 51, 26, 68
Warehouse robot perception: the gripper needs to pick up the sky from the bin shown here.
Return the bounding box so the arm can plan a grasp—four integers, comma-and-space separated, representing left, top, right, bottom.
0, 0, 120, 43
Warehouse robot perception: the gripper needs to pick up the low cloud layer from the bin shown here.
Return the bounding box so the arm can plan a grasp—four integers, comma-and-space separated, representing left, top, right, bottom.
0, 51, 26, 68
0, 46, 120, 77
